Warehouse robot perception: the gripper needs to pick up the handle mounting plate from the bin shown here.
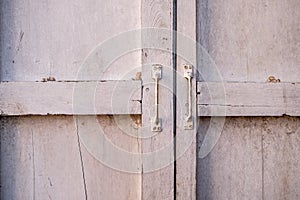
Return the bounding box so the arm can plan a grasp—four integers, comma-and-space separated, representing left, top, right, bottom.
151, 118, 162, 132
152, 64, 162, 79
184, 65, 193, 78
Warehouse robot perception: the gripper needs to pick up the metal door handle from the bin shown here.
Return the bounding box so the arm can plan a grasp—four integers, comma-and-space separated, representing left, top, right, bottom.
184, 65, 193, 130
151, 64, 162, 132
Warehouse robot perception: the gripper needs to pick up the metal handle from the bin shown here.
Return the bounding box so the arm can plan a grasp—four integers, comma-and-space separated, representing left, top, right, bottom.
151, 64, 162, 132
184, 65, 193, 130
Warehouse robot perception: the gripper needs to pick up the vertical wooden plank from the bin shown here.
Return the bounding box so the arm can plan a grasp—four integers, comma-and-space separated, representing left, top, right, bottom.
0, 0, 141, 81
197, 0, 300, 82
0, 117, 34, 200
141, 0, 174, 199
263, 117, 300, 200
32, 116, 86, 200
0, 116, 86, 200
1, 1, 144, 199
77, 115, 142, 200
197, 117, 263, 199
176, 0, 197, 199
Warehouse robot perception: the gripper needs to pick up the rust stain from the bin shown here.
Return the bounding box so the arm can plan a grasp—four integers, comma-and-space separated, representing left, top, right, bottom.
41, 76, 56, 82
267, 76, 281, 83
132, 72, 142, 80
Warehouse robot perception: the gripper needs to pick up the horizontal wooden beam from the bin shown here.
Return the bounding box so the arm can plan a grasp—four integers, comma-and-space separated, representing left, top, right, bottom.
197, 82, 300, 116
0, 81, 142, 115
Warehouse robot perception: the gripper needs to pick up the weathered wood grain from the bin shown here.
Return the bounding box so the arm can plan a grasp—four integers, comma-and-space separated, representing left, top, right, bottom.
196, 1, 300, 200
141, 0, 174, 199
1, 116, 143, 200
197, 82, 300, 116
285, 83, 300, 116
77, 115, 142, 200
262, 117, 300, 200
197, 116, 300, 199
197, 117, 263, 200
176, 0, 197, 199
0, 116, 86, 200
0, 1, 144, 200
197, 0, 300, 82
0, 117, 34, 200
0, 81, 141, 115
0, 0, 141, 81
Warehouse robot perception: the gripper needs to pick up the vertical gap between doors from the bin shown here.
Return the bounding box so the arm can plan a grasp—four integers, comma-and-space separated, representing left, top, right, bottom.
172, 0, 177, 199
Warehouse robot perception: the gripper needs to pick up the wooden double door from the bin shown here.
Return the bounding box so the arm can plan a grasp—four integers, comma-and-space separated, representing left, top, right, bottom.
1, 0, 300, 200
0, 0, 197, 199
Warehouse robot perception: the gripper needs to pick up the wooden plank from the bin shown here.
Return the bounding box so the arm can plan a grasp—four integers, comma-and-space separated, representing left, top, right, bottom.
176, 0, 197, 199
285, 83, 300, 116
197, 82, 300, 116
31, 116, 87, 200
197, 116, 300, 199
141, 0, 174, 199
0, 0, 141, 81
0, 1, 143, 200
198, 105, 286, 117
262, 117, 300, 200
197, 117, 263, 199
198, 82, 285, 107
0, 117, 34, 200
77, 115, 142, 200
0, 81, 141, 115
0, 116, 86, 200
197, 0, 300, 82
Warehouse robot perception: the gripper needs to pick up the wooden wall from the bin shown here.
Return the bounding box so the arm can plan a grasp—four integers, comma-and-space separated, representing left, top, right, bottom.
0, 0, 141, 81
197, 0, 300, 83
1, 0, 300, 199
0, 0, 142, 199
197, 117, 300, 200
0, 116, 142, 200
197, 0, 300, 199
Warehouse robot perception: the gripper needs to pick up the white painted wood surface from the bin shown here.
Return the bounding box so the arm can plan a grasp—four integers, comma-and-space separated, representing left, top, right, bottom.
77, 115, 142, 200
141, 0, 174, 199
197, 82, 300, 116
197, 0, 300, 83
3, 81, 299, 117
262, 117, 300, 200
196, 0, 300, 199
0, 81, 141, 115
1, 0, 299, 199
285, 83, 300, 116
0, 116, 142, 200
197, 117, 263, 199
0, 0, 143, 199
0, 0, 141, 81
176, 0, 197, 199
197, 117, 300, 199
0, 116, 86, 200
0, 118, 34, 200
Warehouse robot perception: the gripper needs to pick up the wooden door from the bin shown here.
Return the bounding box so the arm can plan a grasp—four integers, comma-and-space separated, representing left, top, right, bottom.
2, 0, 299, 200
0, 0, 142, 199
196, 0, 300, 199
0, 0, 197, 199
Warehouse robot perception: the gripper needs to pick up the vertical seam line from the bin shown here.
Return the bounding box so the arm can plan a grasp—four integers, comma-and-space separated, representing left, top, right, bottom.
172, 0, 177, 199
76, 117, 88, 200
